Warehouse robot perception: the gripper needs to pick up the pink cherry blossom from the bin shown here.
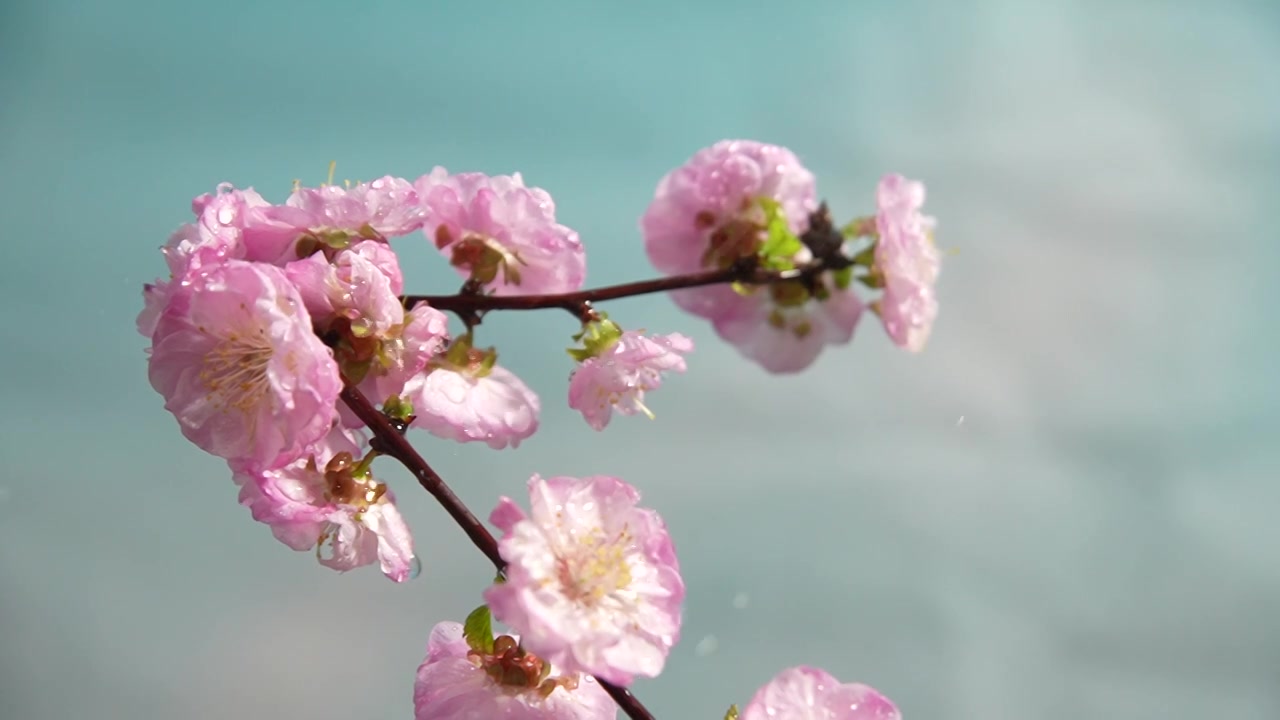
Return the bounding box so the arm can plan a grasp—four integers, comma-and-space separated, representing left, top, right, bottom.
740, 667, 900, 720
416, 167, 586, 294
484, 474, 684, 686
414, 621, 615, 720
364, 302, 451, 406
874, 174, 940, 352
193, 183, 301, 266
283, 175, 426, 240
640, 140, 817, 318
404, 345, 540, 449
568, 331, 693, 430
285, 240, 404, 341
234, 426, 419, 583
147, 260, 341, 470
712, 278, 865, 374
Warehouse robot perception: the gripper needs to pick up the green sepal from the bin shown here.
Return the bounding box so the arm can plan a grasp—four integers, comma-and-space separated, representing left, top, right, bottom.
858, 270, 885, 289
851, 244, 877, 267
832, 266, 854, 290
463, 604, 495, 655
342, 355, 373, 385
382, 394, 415, 423
724, 704, 741, 720
566, 317, 624, 363
841, 215, 875, 238
756, 197, 802, 268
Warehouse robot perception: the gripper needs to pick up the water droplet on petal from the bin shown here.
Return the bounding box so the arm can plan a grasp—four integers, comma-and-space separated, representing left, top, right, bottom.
407, 556, 422, 579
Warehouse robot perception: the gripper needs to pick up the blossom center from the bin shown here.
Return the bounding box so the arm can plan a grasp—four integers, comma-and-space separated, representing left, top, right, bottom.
556, 527, 634, 603
198, 321, 273, 415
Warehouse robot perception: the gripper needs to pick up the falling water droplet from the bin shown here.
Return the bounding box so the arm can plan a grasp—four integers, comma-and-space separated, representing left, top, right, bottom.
695, 635, 718, 656
732, 592, 750, 609
956, 415, 965, 427
407, 556, 422, 580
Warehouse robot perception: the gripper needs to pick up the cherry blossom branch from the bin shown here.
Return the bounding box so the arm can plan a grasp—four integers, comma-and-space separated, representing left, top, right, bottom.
403, 254, 856, 324
338, 385, 658, 720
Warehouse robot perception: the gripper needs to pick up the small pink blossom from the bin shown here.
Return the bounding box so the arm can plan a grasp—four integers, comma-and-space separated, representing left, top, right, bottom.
193, 183, 301, 266
712, 279, 865, 374
234, 427, 419, 582
640, 140, 816, 318
404, 340, 540, 449
484, 474, 684, 686
416, 167, 586, 294
568, 331, 693, 430
405, 364, 540, 449
147, 260, 341, 470
874, 174, 940, 352
740, 667, 900, 720
285, 240, 404, 341
365, 302, 451, 404
414, 621, 615, 720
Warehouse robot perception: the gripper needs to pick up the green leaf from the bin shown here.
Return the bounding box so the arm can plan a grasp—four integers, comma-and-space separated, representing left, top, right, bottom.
463, 604, 495, 655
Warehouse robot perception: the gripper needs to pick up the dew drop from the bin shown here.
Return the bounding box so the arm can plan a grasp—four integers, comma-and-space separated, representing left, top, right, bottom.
407, 556, 422, 580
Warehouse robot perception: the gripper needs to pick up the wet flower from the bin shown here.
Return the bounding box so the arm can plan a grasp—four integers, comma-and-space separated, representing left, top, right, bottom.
740, 666, 900, 720
711, 277, 864, 374
640, 139, 816, 318
414, 621, 615, 720
234, 427, 419, 582
147, 260, 340, 470
568, 328, 693, 430
416, 167, 586, 294
404, 337, 540, 449
485, 474, 684, 685
873, 174, 940, 352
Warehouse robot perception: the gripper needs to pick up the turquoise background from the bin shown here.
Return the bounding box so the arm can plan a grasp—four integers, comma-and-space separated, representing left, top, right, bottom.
2, 1, 1278, 718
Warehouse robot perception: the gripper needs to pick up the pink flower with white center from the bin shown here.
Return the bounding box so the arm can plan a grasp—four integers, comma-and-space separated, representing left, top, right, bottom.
147, 260, 341, 471
234, 427, 420, 583
283, 175, 426, 240
414, 621, 615, 720
712, 276, 865, 374
640, 140, 817, 318
404, 337, 540, 449
740, 667, 900, 720
568, 330, 693, 431
484, 474, 684, 686
874, 174, 940, 352
416, 167, 586, 294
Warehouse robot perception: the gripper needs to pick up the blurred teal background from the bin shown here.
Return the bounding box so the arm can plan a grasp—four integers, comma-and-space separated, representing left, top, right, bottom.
2, 1, 1278, 718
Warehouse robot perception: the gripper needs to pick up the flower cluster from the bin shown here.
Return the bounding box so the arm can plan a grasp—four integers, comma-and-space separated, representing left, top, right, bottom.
641, 140, 940, 372
138, 142, 932, 718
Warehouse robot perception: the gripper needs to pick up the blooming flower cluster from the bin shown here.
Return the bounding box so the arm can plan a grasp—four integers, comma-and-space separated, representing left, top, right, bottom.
641, 140, 940, 372
139, 143, 932, 718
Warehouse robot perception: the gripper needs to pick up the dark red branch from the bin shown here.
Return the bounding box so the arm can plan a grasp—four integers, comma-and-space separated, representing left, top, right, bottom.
339, 385, 657, 720
402, 256, 852, 320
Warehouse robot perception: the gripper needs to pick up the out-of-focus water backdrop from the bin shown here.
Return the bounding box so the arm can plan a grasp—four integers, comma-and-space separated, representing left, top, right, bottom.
2, 1, 1277, 718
